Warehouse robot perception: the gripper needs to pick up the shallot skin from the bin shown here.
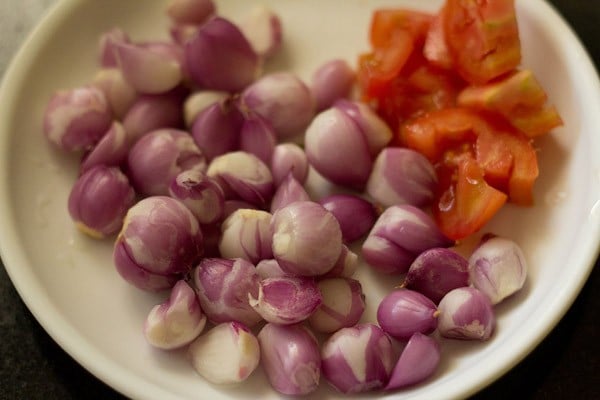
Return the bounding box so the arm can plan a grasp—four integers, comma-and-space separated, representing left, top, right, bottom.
192, 257, 262, 327
377, 289, 439, 340
143, 280, 206, 350
271, 201, 343, 277
469, 236, 528, 304
258, 323, 321, 396
437, 287, 495, 340
189, 321, 260, 385
68, 165, 135, 238
321, 323, 395, 394
113, 196, 203, 286
43, 86, 112, 152
362, 204, 453, 274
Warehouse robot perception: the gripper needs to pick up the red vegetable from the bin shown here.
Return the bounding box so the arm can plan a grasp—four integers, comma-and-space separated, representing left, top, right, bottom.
358, 0, 561, 240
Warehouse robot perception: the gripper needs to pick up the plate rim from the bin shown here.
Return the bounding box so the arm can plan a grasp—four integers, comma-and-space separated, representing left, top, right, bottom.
0, 0, 599, 399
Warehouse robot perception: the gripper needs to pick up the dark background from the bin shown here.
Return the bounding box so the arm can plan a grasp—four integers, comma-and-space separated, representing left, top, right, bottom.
1, 1, 598, 399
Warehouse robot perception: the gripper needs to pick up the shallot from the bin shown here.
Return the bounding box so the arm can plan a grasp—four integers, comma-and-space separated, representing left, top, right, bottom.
469, 235, 528, 304
258, 323, 321, 395
68, 165, 135, 238
189, 321, 260, 385
143, 280, 206, 349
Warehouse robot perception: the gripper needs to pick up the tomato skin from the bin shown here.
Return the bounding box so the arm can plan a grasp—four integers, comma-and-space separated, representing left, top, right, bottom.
370, 9, 433, 48
401, 108, 539, 206
434, 154, 508, 240
357, 32, 414, 99
400, 108, 482, 162
457, 69, 563, 138
358, 2, 556, 239
444, 0, 521, 84
423, 6, 453, 70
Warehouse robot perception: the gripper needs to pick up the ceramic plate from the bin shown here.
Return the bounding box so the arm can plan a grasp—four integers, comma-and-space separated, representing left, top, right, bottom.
1, 0, 599, 399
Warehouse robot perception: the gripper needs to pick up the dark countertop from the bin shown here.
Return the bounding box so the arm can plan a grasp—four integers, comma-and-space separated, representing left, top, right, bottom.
1, 1, 599, 399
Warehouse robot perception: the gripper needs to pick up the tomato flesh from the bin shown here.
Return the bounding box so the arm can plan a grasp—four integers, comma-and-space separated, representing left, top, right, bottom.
434, 154, 508, 241
457, 69, 563, 137
444, 0, 521, 84
370, 9, 433, 48
358, 1, 559, 240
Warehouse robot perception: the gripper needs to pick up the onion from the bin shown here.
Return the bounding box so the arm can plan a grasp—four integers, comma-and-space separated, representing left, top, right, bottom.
270, 173, 311, 213
192, 257, 262, 327
385, 333, 441, 390
185, 16, 259, 92
271, 201, 342, 276
189, 321, 260, 385
469, 235, 528, 304
236, 5, 283, 59
122, 88, 186, 143
308, 278, 365, 333
218, 209, 273, 263
183, 90, 229, 127
270, 143, 309, 186
68, 165, 135, 238
168, 168, 225, 225
240, 72, 314, 140
43, 86, 112, 152
305, 100, 393, 188
127, 129, 206, 196
318, 194, 378, 243
80, 121, 129, 173
191, 99, 244, 161
362, 204, 453, 274
143, 280, 206, 350
239, 113, 277, 165
92, 68, 137, 119
366, 147, 437, 208
113, 196, 203, 291
206, 151, 274, 207
437, 287, 495, 340
403, 247, 470, 304
310, 59, 355, 111
167, 0, 215, 25
321, 323, 394, 394
249, 276, 322, 324
258, 323, 321, 395
113, 40, 182, 94
377, 289, 439, 340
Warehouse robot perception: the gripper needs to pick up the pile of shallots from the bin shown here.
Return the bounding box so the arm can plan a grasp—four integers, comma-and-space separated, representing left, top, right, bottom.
43, 0, 528, 396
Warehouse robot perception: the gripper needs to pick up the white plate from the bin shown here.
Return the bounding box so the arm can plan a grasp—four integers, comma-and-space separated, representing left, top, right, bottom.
1, 0, 599, 399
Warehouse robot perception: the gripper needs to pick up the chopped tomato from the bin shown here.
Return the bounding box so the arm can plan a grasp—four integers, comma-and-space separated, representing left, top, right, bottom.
400, 108, 482, 161
357, 32, 415, 99
457, 69, 563, 137
434, 153, 508, 240
370, 9, 433, 48
358, 1, 560, 240
443, 0, 521, 84
510, 105, 563, 138
475, 118, 539, 205
423, 6, 453, 70
401, 108, 539, 206
366, 52, 465, 133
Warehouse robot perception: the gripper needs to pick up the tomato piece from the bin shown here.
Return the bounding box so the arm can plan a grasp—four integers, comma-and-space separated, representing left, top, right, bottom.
401, 108, 539, 205
458, 69, 563, 137
476, 119, 539, 205
434, 154, 508, 241
510, 105, 563, 138
358, 32, 414, 99
400, 108, 482, 161
423, 6, 453, 70
370, 9, 433, 48
373, 53, 465, 134
444, 0, 521, 84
